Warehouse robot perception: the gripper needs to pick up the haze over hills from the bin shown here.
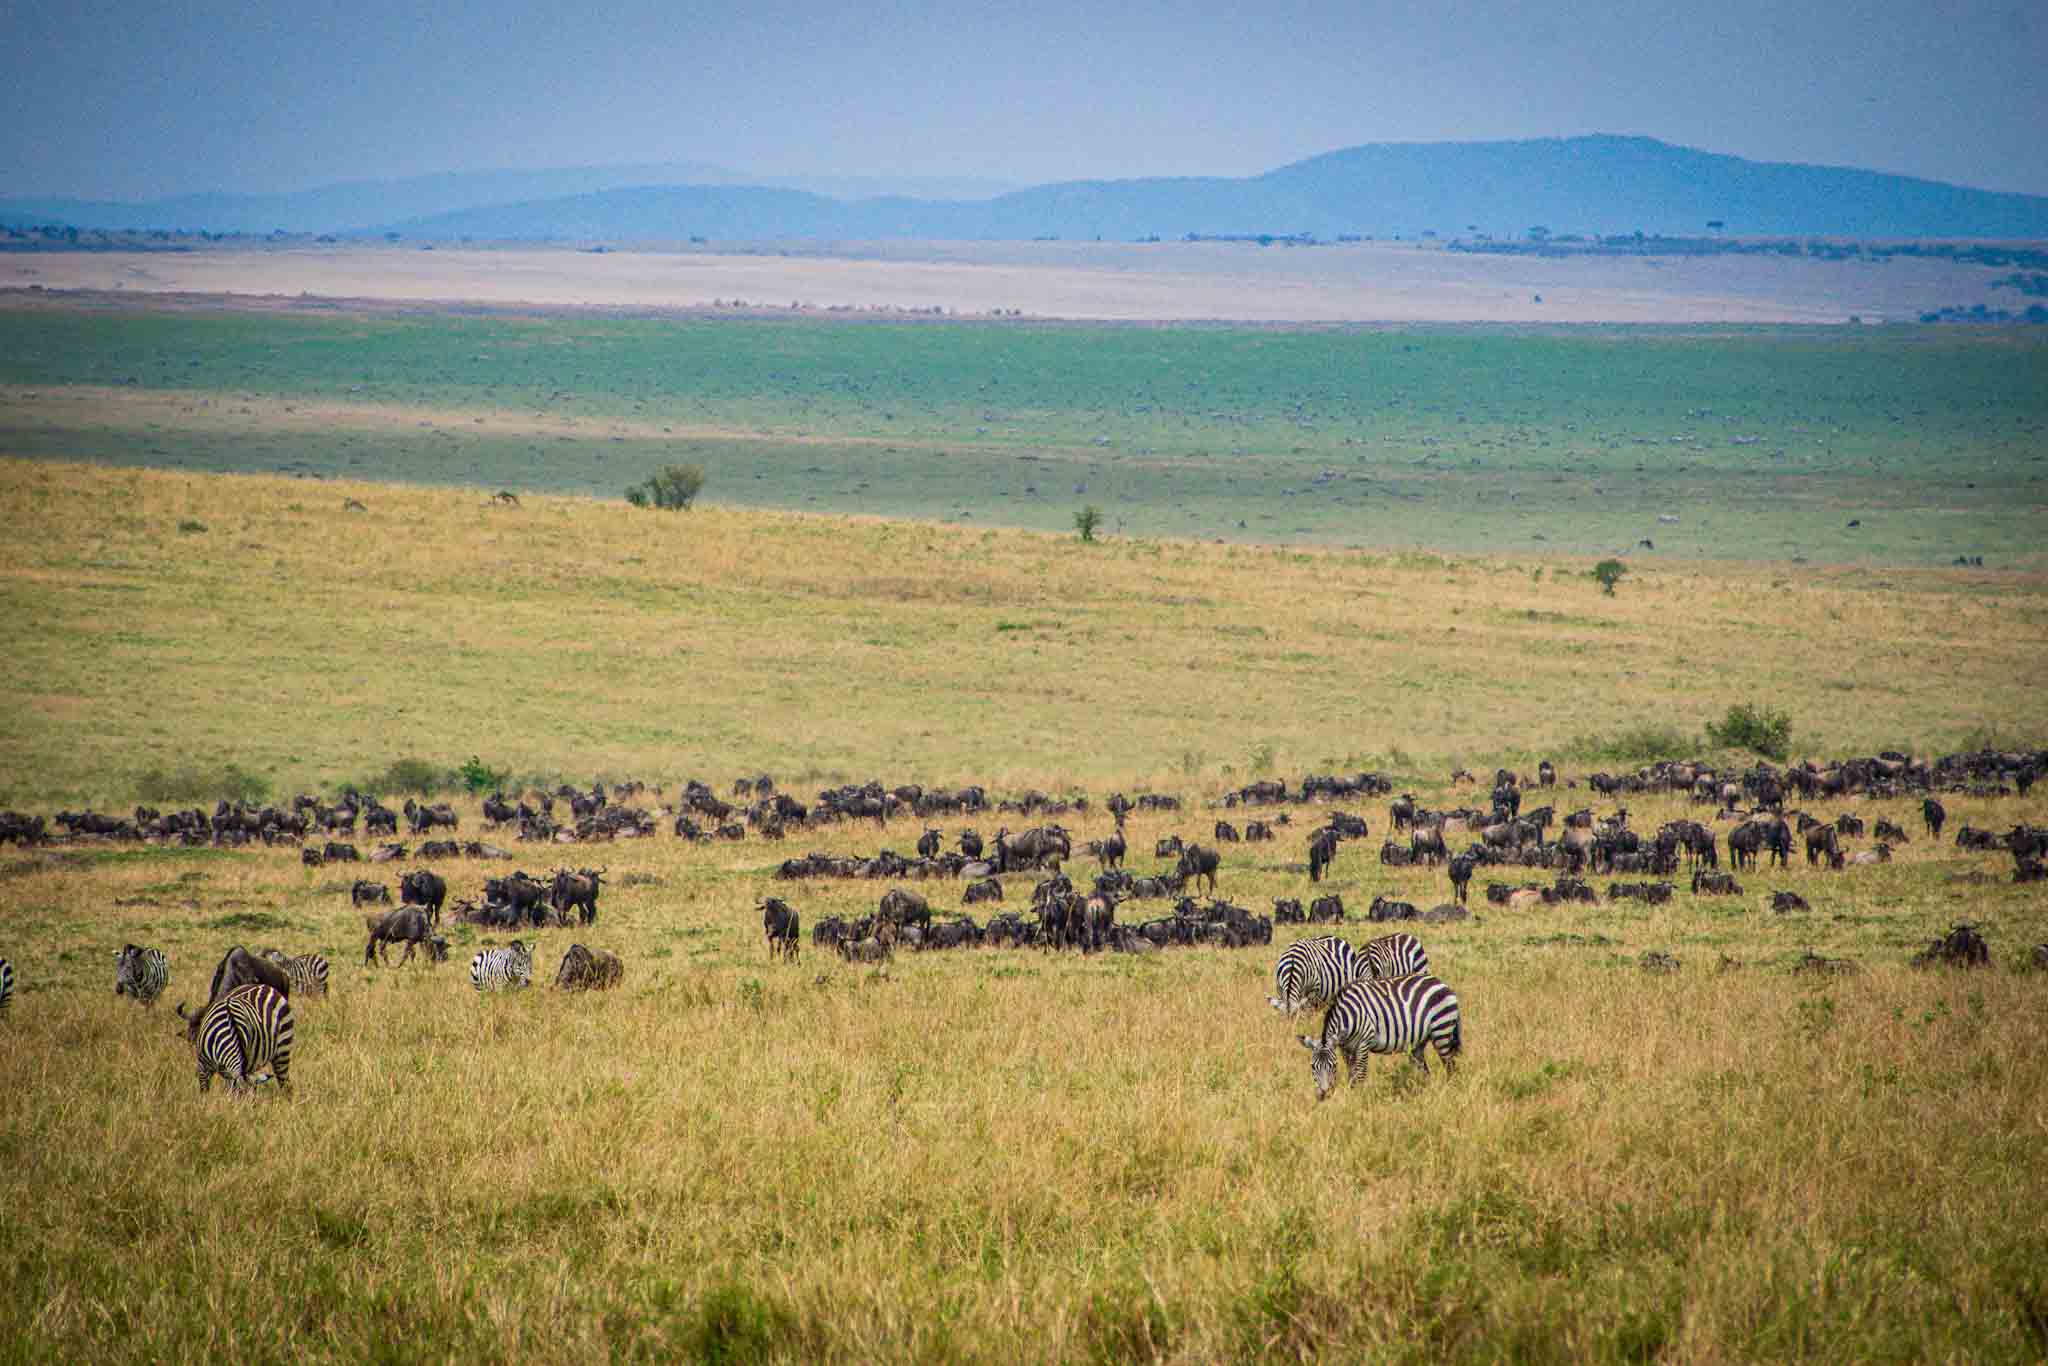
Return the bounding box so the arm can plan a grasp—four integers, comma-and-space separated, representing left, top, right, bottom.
0, 164, 1020, 235
6, 136, 2047, 241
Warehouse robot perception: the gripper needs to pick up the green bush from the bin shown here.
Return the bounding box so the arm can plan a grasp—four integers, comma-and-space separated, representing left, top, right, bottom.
458, 755, 510, 795
626, 463, 705, 511
135, 760, 271, 805
1074, 505, 1104, 542
1591, 559, 1627, 595
1706, 703, 1793, 760
357, 757, 453, 797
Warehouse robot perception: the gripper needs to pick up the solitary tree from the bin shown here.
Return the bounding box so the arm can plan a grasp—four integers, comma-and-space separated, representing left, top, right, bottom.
1591, 559, 1627, 595
626, 464, 705, 511
1074, 505, 1104, 543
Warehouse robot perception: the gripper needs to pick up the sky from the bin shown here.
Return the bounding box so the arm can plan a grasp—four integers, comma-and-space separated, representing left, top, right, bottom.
4, 0, 2046, 201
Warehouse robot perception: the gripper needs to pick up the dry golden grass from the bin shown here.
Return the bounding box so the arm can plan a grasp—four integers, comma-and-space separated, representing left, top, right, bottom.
1, 460, 2045, 1361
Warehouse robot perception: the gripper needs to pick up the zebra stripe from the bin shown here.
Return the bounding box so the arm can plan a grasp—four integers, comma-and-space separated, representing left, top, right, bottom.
471, 941, 534, 993
114, 944, 170, 1007
1361, 932, 1429, 981
0, 956, 13, 1012
193, 983, 295, 1096
1268, 935, 1364, 1015
276, 953, 329, 997
1297, 973, 1462, 1100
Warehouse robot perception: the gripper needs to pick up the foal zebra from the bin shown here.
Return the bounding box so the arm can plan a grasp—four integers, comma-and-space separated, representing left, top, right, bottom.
179, 983, 295, 1096
114, 944, 170, 1007
0, 956, 13, 1012
1268, 933, 1430, 1015
1297, 973, 1462, 1100
470, 941, 534, 993
260, 949, 330, 998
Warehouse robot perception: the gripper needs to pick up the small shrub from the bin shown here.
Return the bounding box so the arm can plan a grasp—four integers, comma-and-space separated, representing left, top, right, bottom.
458, 755, 509, 795
360, 757, 451, 796
176, 519, 207, 534
1706, 703, 1793, 760
1074, 504, 1104, 542
1591, 559, 1627, 595
626, 463, 704, 511
135, 760, 271, 805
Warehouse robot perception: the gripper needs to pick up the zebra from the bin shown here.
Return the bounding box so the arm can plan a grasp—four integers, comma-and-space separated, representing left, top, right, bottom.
177, 983, 294, 1096
0, 956, 13, 1012
1268, 935, 1365, 1015
1361, 931, 1429, 982
1297, 974, 1462, 1101
471, 941, 534, 993
260, 949, 330, 998
114, 944, 170, 1007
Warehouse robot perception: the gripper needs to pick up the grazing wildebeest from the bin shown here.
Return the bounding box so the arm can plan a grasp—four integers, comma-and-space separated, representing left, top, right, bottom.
350, 879, 389, 906
1804, 825, 1842, 869
404, 799, 460, 835
202, 946, 292, 1007
1176, 845, 1220, 895
365, 907, 439, 966
759, 897, 800, 961
878, 887, 932, 933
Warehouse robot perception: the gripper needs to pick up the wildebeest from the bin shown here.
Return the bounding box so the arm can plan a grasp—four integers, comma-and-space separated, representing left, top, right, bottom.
759, 897, 800, 961
958, 828, 984, 858
916, 827, 942, 859
1409, 826, 1448, 867
1804, 825, 1843, 869
350, 879, 390, 906
550, 868, 604, 926
1308, 828, 1339, 883
1214, 821, 1240, 843
1448, 853, 1475, 904
1097, 831, 1126, 869
556, 943, 625, 991
1273, 897, 1305, 923
1367, 895, 1418, 922
1922, 798, 1946, 838
1771, 890, 1809, 913
404, 799, 460, 835
399, 869, 446, 924
1154, 835, 1183, 860
1308, 895, 1345, 924
963, 877, 1003, 904
1176, 844, 1220, 895
364, 907, 439, 966
202, 945, 292, 1008
878, 887, 932, 932
1691, 870, 1742, 896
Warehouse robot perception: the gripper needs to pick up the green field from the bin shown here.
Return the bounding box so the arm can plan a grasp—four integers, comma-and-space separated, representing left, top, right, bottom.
3, 305, 2044, 564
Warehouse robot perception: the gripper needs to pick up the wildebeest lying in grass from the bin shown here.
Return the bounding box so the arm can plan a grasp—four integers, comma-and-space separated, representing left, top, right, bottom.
555, 944, 623, 990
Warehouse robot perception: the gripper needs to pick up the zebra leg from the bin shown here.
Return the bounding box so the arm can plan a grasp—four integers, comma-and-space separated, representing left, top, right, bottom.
1345, 1046, 1368, 1088
1409, 1045, 1430, 1075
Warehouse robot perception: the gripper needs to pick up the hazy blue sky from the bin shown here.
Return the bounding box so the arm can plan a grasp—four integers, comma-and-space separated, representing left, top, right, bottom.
5, 0, 2045, 199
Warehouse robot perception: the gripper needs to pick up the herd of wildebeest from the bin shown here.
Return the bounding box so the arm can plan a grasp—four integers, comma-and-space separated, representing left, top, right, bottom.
2, 743, 2044, 1095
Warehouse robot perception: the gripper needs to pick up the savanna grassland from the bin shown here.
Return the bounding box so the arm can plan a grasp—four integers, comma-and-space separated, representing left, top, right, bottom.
3, 303, 2046, 564
1, 460, 2046, 1361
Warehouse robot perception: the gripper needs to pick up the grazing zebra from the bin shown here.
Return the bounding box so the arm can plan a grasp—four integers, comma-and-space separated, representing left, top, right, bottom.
1268, 935, 1365, 1015
114, 944, 170, 1007
470, 941, 534, 993
260, 949, 330, 998
1297, 974, 1462, 1101
1361, 931, 1429, 982
0, 956, 13, 1012
177, 983, 294, 1096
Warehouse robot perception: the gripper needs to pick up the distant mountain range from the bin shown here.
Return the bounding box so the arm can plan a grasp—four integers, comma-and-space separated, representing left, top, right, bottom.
7, 136, 2046, 241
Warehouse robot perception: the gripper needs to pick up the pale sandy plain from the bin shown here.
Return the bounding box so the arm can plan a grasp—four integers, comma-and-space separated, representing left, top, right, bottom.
2, 236, 2026, 322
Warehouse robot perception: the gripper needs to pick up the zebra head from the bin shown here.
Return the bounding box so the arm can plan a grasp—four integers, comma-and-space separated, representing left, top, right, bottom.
1298, 1034, 1339, 1100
